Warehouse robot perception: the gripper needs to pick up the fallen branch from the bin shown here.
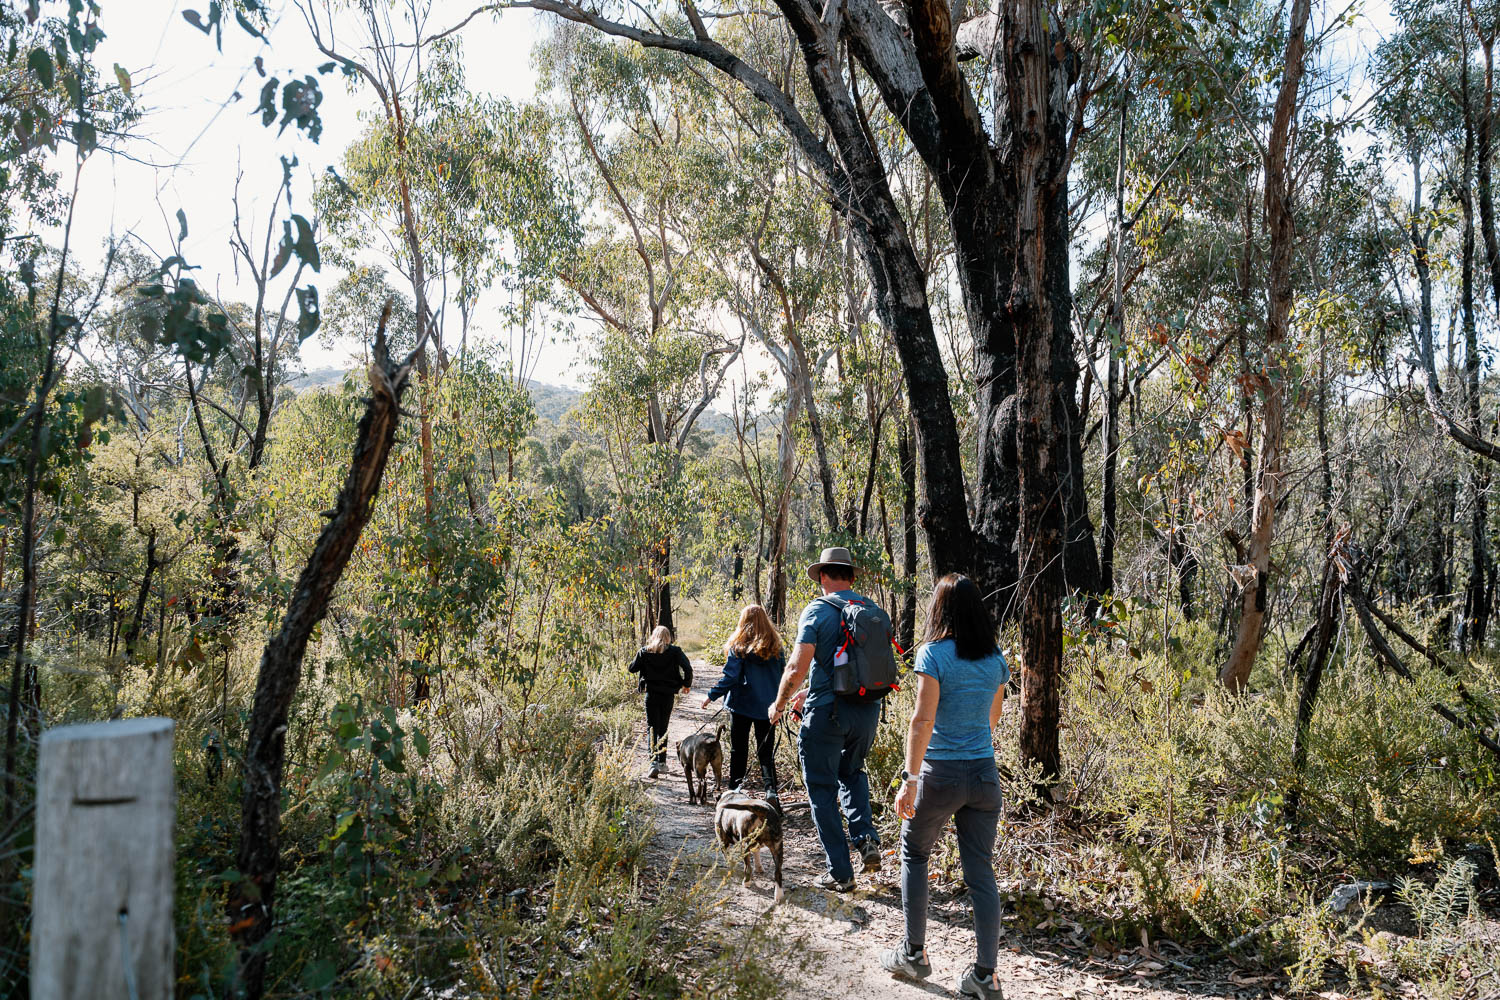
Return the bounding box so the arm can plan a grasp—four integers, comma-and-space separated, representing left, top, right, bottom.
228, 302, 424, 998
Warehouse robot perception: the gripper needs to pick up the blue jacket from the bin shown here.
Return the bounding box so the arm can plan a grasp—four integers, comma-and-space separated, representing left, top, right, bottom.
707, 650, 784, 719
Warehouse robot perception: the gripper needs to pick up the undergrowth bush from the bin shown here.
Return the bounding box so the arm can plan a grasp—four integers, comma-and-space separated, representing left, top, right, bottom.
158, 653, 788, 998
858, 603, 1499, 981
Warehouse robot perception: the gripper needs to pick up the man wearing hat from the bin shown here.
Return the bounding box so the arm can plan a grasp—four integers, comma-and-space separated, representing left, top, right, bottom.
769, 545, 885, 891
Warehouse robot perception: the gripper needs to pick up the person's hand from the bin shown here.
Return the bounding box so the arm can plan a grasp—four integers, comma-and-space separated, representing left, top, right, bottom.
894, 777, 918, 820
701, 697, 712, 709
680, 686, 690, 694
789, 688, 808, 717
768, 700, 784, 726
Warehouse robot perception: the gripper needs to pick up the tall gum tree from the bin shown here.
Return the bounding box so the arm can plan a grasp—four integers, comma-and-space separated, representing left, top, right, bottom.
550, 38, 745, 630
467, 0, 1134, 776
1219, 0, 1315, 691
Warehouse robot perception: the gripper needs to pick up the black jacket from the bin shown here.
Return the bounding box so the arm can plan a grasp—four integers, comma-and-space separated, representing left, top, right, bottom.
629, 645, 693, 694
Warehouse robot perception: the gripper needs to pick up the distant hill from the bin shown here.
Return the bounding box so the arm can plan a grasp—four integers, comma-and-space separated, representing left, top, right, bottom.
290, 366, 351, 390
288, 369, 732, 437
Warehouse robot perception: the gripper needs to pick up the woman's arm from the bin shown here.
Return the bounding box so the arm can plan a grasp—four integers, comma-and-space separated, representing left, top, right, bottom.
989, 683, 1006, 730
677, 647, 693, 691
704, 653, 743, 706
627, 650, 642, 674
894, 673, 940, 819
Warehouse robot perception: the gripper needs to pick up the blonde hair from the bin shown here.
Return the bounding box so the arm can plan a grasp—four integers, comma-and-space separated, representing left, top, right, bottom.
644, 625, 673, 654
725, 604, 783, 660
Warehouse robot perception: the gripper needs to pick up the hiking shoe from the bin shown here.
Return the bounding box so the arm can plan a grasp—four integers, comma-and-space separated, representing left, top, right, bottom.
814, 871, 855, 893
957, 966, 1004, 999
854, 837, 881, 873
647, 764, 660, 779
879, 943, 931, 980
765, 792, 782, 815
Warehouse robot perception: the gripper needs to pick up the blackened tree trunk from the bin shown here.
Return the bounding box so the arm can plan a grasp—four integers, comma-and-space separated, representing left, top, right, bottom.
898, 414, 918, 652
1000, 0, 1074, 780
1284, 544, 1344, 827
1100, 64, 1130, 598
123, 528, 161, 662
1461, 51, 1492, 649
229, 306, 422, 998
526, 0, 1100, 778
657, 538, 675, 633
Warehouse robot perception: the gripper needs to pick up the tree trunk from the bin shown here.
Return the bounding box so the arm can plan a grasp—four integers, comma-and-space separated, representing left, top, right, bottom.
765, 375, 805, 624
1473, 25, 1500, 311
786, 328, 840, 536
657, 538, 675, 633
1100, 64, 1129, 598
229, 307, 420, 998
1284, 547, 1343, 827
123, 528, 161, 662
898, 413, 918, 652
1003, 0, 1073, 780
1235, 172, 1257, 519
1461, 55, 1491, 650
1219, 0, 1311, 693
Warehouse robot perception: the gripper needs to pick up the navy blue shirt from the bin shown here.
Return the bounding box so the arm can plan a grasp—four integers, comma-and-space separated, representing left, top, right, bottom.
707, 650, 784, 719
795, 588, 871, 711
914, 638, 1008, 759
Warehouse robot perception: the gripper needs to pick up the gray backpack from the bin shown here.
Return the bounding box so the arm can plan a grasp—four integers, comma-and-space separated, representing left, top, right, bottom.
819, 594, 902, 702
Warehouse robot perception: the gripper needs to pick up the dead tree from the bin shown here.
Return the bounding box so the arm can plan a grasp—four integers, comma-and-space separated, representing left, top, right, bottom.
1284, 530, 1349, 827
227, 304, 423, 998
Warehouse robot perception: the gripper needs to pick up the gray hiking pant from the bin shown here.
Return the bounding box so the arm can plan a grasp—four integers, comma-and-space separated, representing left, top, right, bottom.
900, 756, 1002, 969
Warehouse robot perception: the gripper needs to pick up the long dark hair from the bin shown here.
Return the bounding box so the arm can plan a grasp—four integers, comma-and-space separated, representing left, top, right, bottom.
922, 573, 997, 661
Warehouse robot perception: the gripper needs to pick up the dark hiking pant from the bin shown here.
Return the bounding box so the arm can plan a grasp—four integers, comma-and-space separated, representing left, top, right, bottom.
797, 699, 880, 882
728, 710, 778, 796
644, 691, 674, 765
900, 756, 1002, 970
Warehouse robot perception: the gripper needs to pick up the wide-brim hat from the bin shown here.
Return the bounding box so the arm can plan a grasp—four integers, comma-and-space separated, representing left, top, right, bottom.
806, 546, 857, 582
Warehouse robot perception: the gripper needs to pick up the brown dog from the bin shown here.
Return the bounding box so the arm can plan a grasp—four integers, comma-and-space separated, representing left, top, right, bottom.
714, 788, 784, 902
677, 726, 723, 805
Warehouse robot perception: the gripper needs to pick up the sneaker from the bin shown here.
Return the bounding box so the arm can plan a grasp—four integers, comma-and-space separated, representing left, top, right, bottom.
647, 764, 660, 779
813, 871, 855, 893
854, 837, 882, 873
957, 966, 1004, 999
879, 943, 931, 980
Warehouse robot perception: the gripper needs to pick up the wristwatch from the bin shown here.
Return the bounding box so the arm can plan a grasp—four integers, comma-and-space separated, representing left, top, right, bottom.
899, 769, 918, 785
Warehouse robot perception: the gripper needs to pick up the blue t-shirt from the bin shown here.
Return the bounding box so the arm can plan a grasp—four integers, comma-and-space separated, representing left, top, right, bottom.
795, 589, 869, 711
914, 638, 1009, 760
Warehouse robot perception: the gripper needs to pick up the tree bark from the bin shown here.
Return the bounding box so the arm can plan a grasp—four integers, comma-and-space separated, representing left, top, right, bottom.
229, 305, 422, 998
1100, 63, 1129, 597
999, 0, 1074, 780
898, 413, 918, 652
1219, 0, 1312, 693
123, 528, 160, 663
764, 386, 804, 624
1461, 50, 1492, 649
1283, 547, 1343, 827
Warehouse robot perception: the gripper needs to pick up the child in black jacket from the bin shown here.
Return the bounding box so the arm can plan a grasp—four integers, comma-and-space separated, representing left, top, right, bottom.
628, 625, 693, 778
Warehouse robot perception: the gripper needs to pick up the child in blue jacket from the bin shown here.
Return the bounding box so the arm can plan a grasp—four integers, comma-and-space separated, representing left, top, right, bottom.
702, 604, 784, 809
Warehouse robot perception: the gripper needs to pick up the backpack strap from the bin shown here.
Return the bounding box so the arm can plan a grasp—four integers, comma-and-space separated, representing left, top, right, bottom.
817, 594, 861, 658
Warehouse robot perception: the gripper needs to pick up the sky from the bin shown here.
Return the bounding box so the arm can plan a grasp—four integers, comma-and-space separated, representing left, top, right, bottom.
59, 1, 573, 382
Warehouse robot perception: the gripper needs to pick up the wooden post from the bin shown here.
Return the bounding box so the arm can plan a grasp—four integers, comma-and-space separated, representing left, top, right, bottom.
32, 717, 175, 1000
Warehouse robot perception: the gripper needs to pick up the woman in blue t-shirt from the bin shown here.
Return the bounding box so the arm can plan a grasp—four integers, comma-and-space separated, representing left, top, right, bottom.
878, 573, 1009, 1000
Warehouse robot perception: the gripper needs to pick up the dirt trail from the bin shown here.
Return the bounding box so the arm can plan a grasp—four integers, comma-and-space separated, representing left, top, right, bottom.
637, 662, 1284, 1000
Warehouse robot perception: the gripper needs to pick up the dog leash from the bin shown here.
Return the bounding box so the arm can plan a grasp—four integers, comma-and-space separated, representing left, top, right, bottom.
684, 703, 727, 738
